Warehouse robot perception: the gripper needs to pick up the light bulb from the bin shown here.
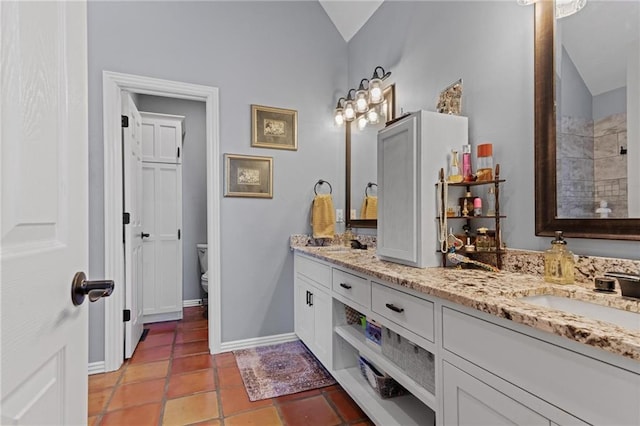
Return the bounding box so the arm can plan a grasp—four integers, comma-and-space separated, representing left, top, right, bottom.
357, 115, 367, 130
334, 108, 344, 126
355, 89, 369, 113
369, 79, 383, 104
366, 108, 379, 124
343, 100, 355, 121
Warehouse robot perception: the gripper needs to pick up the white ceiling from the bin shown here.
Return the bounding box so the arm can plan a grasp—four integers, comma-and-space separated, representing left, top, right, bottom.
319, 0, 384, 42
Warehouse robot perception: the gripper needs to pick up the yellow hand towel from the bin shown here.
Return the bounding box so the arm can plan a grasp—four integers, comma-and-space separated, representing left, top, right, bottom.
360, 196, 378, 219
311, 194, 336, 239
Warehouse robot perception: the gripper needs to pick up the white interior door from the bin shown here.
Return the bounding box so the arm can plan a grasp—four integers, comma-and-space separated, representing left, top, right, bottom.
122, 93, 145, 358
1, 1, 89, 424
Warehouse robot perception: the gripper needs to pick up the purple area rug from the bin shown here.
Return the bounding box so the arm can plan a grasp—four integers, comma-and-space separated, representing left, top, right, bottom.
233, 340, 336, 401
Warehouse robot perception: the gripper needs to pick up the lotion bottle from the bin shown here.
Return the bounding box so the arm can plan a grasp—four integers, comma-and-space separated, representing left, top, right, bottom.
544, 231, 575, 284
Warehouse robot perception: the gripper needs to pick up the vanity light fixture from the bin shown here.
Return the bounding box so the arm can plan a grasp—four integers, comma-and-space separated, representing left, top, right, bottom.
333, 66, 391, 128
517, 0, 586, 19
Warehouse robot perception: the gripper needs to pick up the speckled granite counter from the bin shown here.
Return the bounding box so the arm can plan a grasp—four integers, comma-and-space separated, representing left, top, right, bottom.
292, 245, 640, 362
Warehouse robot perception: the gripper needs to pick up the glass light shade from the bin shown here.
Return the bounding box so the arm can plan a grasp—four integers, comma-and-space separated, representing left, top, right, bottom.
355, 89, 369, 113
334, 107, 344, 126
556, 0, 586, 18
366, 107, 379, 124
343, 100, 356, 121
357, 115, 367, 130
369, 78, 383, 104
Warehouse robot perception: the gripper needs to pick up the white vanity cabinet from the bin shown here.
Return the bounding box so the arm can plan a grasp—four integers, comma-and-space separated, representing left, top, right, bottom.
377, 111, 467, 268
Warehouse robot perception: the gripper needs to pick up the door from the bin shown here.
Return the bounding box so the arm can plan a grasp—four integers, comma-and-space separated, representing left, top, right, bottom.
122, 93, 144, 358
1, 2, 89, 424
294, 277, 314, 347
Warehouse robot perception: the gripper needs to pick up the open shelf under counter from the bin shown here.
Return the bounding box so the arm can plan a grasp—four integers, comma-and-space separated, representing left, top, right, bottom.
334, 324, 437, 409
332, 367, 435, 426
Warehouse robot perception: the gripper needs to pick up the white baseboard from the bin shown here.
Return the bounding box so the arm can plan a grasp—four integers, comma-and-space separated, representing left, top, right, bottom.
143, 311, 183, 324
219, 332, 298, 352
88, 361, 106, 375
183, 299, 203, 307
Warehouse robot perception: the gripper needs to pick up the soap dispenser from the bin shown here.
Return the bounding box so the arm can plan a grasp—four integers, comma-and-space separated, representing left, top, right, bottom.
544, 231, 575, 284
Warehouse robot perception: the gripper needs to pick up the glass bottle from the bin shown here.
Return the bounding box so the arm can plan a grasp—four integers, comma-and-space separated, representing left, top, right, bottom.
462, 144, 473, 182
476, 143, 494, 181
486, 186, 496, 216
459, 191, 475, 217
476, 227, 490, 251
448, 150, 463, 183
544, 231, 575, 284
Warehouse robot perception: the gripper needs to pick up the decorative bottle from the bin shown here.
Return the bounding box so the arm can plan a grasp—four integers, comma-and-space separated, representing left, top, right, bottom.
448, 150, 463, 183
544, 231, 575, 284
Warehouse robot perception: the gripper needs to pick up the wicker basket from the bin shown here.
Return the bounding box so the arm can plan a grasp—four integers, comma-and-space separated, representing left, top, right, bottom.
381, 327, 435, 394
358, 356, 407, 399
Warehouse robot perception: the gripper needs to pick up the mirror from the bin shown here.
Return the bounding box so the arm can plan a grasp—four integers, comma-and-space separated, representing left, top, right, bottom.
346, 84, 396, 229
534, 0, 640, 240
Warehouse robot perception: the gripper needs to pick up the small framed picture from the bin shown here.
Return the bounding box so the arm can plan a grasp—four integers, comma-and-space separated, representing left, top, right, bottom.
251, 104, 298, 150
224, 154, 273, 198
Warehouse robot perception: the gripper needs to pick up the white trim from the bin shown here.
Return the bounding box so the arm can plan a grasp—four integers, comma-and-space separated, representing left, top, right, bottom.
183, 299, 203, 307
88, 361, 106, 376
219, 333, 299, 352
102, 71, 222, 372
143, 311, 183, 324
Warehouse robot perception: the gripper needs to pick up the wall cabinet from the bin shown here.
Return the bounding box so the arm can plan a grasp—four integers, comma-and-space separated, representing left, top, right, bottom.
377, 111, 468, 268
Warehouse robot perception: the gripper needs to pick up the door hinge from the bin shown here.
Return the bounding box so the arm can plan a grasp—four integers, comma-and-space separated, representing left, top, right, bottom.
121, 115, 129, 128
177, 147, 180, 158
123, 309, 131, 322
123, 212, 130, 225
178, 229, 181, 240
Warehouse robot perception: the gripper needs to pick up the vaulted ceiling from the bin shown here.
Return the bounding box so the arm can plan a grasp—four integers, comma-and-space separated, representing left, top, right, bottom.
318, 0, 383, 42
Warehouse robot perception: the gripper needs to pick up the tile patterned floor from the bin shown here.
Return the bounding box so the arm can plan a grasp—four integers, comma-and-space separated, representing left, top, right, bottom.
88, 306, 373, 426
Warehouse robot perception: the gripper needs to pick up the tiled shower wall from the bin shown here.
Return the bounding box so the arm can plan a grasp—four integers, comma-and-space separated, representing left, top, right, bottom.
594, 112, 628, 217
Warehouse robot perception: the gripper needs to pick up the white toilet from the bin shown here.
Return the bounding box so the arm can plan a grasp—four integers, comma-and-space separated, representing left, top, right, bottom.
197, 243, 208, 294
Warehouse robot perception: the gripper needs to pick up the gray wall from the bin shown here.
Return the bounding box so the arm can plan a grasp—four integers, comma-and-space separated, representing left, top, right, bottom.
136, 95, 207, 302
88, 1, 347, 362
560, 46, 593, 120
593, 87, 627, 121
347, 1, 638, 258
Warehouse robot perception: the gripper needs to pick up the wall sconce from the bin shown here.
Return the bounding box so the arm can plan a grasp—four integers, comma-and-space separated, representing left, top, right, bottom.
517, 0, 586, 19
333, 66, 391, 128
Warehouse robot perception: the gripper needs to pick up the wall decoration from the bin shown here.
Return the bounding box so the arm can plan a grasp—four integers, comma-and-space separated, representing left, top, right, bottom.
436, 78, 463, 115
224, 154, 273, 198
251, 105, 298, 150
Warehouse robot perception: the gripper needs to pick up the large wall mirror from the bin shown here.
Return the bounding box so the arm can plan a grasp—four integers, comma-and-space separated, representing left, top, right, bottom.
346, 84, 395, 229
534, 0, 640, 240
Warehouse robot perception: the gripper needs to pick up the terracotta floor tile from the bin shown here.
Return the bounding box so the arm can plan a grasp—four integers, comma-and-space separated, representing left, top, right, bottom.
89, 370, 121, 392
224, 406, 282, 426
122, 360, 169, 384
107, 378, 166, 411
87, 415, 98, 426
192, 420, 221, 426
171, 354, 214, 375
217, 365, 244, 389
138, 332, 175, 349
326, 389, 367, 422
274, 388, 321, 403
214, 352, 236, 368
130, 344, 172, 364
146, 321, 178, 333
220, 385, 272, 416
101, 402, 162, 426
279, 395, 341, 426
167, 369, 216, 399
173, 340, 210, 358
162, 391, 219, 425
179, 319, 208, 330
175, 328, 208, 344
88, 387, 113, 416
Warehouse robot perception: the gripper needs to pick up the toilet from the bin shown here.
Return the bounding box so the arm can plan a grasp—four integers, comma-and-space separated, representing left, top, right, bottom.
197, 243, 208, 294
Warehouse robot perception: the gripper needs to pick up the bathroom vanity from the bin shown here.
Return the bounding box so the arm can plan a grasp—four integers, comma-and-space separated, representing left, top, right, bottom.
292, 246, 640, 426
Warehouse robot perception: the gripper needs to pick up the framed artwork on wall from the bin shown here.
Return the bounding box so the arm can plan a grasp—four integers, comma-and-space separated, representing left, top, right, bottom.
224, 154, 273, 198
251, 104, 298, 150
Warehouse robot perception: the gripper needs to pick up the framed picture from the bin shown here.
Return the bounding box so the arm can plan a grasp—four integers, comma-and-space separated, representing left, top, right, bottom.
251, 104, 298, 150
224, 154, 273, 198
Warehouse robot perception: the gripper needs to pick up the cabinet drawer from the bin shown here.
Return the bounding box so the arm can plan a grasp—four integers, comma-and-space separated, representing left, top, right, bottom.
372, 282, 434, 342
295, 255, 331, 289
332, 269, 370, 309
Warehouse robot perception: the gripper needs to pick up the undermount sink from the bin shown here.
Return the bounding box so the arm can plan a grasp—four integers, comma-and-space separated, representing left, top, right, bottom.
519, 295, 640, 331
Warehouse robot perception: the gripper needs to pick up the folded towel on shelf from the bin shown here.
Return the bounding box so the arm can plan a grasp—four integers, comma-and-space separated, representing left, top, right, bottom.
311, 194, 336, 239
360, 196, 378, 219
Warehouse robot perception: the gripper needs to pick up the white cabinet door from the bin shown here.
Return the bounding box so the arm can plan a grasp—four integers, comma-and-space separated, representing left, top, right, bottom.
122, 92, 144, 358
310, 285, 331, 367
142, 162, 183, 320
443, 362, 550, 426
294, 277, 314, 347
140, 112, 184, 164
1, 2, 89, 424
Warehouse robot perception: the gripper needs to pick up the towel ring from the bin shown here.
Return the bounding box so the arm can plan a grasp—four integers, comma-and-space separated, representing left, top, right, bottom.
314, 179, 332, 195
365, 182, 378, 196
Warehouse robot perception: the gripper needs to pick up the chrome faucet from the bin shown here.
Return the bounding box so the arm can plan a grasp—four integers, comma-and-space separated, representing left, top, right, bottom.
604, 272, 640, 299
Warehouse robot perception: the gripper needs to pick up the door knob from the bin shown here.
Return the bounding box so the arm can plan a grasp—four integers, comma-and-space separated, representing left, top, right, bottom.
141, 232, 150, 238
71, 272, 115, 306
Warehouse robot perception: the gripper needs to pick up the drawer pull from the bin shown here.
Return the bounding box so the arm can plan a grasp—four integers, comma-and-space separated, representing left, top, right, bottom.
385, 303, 404, 313
339, 283, 352, 290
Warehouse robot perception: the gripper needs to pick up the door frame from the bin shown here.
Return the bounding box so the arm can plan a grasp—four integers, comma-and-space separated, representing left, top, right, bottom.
102, 71, 221, 372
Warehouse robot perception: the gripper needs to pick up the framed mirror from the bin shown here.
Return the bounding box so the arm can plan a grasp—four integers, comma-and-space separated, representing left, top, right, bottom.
534, 0, 640, 240
346, 84, 396, 229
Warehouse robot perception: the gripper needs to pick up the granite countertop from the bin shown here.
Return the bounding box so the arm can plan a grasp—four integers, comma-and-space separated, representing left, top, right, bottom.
293, 245, 640, 361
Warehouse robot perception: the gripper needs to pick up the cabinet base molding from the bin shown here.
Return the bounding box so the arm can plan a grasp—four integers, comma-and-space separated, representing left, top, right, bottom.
219, 332, 298, 352
88, 361, 106, 376
183, 299, 203, 307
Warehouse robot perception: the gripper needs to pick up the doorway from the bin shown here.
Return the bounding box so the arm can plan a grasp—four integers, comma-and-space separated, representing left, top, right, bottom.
102, 71, 221, 372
